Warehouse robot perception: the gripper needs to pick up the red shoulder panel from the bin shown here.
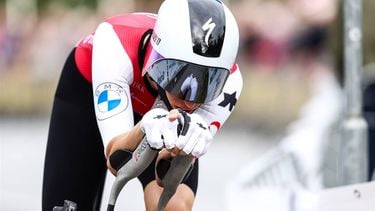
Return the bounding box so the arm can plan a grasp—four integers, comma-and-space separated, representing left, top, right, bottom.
74, 13, 157, 115
108, 14, 157, 115
75, 34, 94, 82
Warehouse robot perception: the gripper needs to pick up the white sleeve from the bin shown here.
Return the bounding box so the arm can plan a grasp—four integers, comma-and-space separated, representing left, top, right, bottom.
194, 66, 243, 136
92, 22, 135, 151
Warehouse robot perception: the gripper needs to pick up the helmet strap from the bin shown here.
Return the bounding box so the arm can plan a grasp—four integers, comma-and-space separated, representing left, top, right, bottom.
138, 29, 153, 72
156, 84, 173, 111
139, 29, 159, 98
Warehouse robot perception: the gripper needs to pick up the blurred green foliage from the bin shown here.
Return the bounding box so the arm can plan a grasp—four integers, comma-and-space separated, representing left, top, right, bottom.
34, 0, 164, 12
36, 0, 98, 12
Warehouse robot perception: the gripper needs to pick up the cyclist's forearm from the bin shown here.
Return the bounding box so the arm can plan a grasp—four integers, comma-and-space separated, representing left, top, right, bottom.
105, 122, 144, 163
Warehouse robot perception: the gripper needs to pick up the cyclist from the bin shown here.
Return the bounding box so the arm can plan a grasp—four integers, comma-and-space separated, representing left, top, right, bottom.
42, 0, 242, 210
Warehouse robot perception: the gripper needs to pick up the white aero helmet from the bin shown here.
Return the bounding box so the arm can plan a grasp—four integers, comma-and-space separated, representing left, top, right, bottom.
142, 0, 240, 103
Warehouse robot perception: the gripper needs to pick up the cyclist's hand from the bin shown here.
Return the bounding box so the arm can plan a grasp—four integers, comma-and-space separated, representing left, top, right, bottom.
140, 108, 179, 149
176, 110, 213, 158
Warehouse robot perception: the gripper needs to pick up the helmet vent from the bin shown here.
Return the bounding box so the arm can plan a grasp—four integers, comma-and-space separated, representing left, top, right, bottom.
188, 0, 226, 57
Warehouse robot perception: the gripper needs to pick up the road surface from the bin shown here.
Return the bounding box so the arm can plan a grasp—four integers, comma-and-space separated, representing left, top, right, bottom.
0, 117, 279, 211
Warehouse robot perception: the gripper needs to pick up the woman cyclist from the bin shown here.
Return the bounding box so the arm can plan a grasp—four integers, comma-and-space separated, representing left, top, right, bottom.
42, 0, 242, 210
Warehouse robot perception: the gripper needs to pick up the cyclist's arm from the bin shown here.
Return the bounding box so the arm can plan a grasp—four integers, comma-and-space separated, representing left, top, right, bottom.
194, 65, 243, 137
92, 21, 137, 156
105, 122, 145, 175
170, 65, 242, 157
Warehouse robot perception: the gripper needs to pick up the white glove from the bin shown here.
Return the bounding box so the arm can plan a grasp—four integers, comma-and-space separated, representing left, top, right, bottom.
176, 111, 213, 158
140, 108, 179, 149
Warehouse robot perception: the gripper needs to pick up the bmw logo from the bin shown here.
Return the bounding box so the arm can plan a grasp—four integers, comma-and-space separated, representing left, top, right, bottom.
97, 90, 121, 112
95, 82, 129, 120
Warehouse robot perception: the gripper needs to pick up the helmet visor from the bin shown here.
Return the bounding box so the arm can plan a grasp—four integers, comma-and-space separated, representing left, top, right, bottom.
147, 59, 229, 103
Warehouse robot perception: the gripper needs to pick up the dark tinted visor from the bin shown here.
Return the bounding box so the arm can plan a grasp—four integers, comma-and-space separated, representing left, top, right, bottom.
147, 59, 230, 103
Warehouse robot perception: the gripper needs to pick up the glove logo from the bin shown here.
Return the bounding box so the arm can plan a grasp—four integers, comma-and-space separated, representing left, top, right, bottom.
197, 122, 207, 130
153, 114, 167, 119
95, 82, 128, 120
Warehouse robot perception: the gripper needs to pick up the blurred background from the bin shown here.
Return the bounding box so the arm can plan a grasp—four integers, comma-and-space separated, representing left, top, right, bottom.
1, 0, 375, 210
